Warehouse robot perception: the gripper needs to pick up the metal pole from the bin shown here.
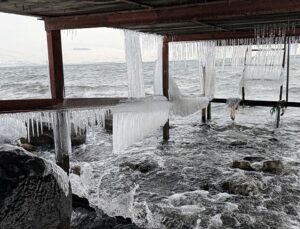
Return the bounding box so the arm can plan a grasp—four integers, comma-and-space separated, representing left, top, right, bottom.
286, 37, 291, 103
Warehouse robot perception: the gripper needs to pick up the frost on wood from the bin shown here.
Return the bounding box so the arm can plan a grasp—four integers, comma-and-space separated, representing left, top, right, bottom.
112, 96, 170, 153
169, 77, 209, 117
124, 30, 145, 98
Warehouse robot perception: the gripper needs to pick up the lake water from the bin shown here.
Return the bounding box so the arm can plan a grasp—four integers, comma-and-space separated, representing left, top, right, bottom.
1, 59, 300, 228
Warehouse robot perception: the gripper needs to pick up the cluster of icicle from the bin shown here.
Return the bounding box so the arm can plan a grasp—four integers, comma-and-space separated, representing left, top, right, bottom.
0, 109, 109, 143
112, 97, 170, 153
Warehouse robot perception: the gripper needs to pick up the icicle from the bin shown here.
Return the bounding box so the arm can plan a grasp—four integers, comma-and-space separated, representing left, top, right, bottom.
226, 98, 241, 121
124, 30, 145, 98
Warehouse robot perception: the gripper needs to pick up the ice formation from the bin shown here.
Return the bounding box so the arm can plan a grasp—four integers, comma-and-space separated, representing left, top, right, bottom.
124, 30, 145, 98
226, 98, 241, 121
153, 37, 163, 95
169, 77, 209, 117
239, 44, 285, 94
0, 108, 109, 144
112, 96, 170, 153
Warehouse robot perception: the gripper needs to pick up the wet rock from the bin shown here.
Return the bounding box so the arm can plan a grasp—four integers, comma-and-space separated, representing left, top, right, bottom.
21, 121, 86, 147
268, 137, 279, 142
243, 156, 266, 163
0, 144, 72, 229
20, 143, 36, 152
232, 160, 255, 171
120, 160, 158, 173
71, 195, 143, 229
262, 160, 284, 174
72, 194, 95, 211
222, 177, 263, 196
71, 165, 81, 176
229, 140, 247, 146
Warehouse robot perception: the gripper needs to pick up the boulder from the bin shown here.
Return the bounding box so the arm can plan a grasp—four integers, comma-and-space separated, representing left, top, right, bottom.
231, 160, 255, 171
71, 194, 142, 229
262, 160, 284, 174
0, 144, 72, 229
21, 121, 86, 147
243, 156, 266, 163
20, 143, 36, 152
222, 177, 263, 196
229, 140, 247, 147
120, 160, 158, 173
71, 165, 81, 176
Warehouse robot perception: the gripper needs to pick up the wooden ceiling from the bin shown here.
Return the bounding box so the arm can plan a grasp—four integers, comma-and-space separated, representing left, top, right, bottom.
1, 0, 300, 37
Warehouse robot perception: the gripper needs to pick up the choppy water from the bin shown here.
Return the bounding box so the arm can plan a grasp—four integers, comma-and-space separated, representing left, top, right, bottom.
1, 59, 300, 228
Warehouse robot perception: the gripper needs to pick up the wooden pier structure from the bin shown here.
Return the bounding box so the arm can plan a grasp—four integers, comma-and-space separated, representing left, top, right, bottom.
1, 0, 300, 172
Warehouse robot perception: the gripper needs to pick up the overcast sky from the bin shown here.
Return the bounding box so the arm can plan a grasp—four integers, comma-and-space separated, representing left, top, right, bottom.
0, 12, 126, 66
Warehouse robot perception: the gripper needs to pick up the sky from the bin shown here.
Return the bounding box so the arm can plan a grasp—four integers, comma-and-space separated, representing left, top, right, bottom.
0, 12, 126, 66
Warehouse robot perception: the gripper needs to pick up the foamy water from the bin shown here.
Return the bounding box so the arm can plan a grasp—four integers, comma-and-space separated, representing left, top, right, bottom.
1, 59, 300, 228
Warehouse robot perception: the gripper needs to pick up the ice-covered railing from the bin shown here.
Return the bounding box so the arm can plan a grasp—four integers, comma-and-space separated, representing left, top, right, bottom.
0, 108, 109, 143
169, 77, 209, 117
112, 96, 170, 153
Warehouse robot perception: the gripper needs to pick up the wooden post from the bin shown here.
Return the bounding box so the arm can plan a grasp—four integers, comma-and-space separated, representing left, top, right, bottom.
47, 30, 70, 173
53, 111, 71, 174
47, 30, 64, 101
286, 37, 290, 103
201, 66, 207, 123
207, 102, 211, 120
162, 37, 169, 140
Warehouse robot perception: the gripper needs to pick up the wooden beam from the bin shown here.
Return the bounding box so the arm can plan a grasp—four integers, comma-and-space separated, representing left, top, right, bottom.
116, 0, 153, 9
162, 37, 170, 140
0, 98, 125, 114
166, 29, 300, 42
44, 0, 300, 31
212, 98, 300, 107
47, 30, 64, 101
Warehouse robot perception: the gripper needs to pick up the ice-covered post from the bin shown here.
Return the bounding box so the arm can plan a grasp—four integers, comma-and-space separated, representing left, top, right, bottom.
53, 111, 71, 175
47, 30, 71, 173
201, 66, 207, 123
162, 37, 169, 140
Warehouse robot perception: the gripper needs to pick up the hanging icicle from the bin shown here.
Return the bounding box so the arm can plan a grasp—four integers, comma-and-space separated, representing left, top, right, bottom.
124, 30, 145, 98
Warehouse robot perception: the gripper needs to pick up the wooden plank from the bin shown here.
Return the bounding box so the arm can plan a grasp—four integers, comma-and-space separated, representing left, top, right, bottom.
0, 98, 125, 114
212, 98, 300, 107
47, 30, 64, 101
166, 29, 300, 42
44, 0, 300, 31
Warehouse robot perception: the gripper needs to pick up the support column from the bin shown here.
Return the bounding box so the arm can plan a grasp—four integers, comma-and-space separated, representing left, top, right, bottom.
47, 30, 64, 101
162, 37, 169, 140
53, 111, 71, 174
47, 30, 70, 173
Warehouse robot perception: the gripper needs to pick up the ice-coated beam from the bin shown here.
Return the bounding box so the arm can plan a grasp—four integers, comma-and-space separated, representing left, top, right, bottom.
162, 37, 169, 140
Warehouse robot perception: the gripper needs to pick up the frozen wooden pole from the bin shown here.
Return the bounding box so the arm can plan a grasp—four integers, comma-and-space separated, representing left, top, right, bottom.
47, 30, 71, 173
162, 37, 169, 140
53, 111, 71, 174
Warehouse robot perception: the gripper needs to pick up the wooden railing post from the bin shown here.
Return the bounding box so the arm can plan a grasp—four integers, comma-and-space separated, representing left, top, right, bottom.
162, 37, 169, 140
47, 30, 70, 173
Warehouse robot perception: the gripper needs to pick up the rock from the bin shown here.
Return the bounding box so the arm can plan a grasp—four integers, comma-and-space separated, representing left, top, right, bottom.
71, 165, 81, 176
71, 194, 143, 229
262, 160, 284, 174
222, 177, 263, 196
21, 121, 86, 147
120, 160, 158, 173
243, 156, 266, 163
20, 143, 36, 152
231, 160, 255, 171
0, 144, 72, 229
229, 140, 247, 146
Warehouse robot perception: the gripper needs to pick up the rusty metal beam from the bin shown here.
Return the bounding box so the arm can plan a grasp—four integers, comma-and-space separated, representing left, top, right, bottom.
0, 98, 125, 114
166, 29, 300, 42
45, 0, 300, 31
47, 30, 64, 101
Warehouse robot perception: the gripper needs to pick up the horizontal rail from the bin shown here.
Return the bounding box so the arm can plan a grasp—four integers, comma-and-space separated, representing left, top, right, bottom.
0, 98, 126, 114
212, 98, 300, 107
